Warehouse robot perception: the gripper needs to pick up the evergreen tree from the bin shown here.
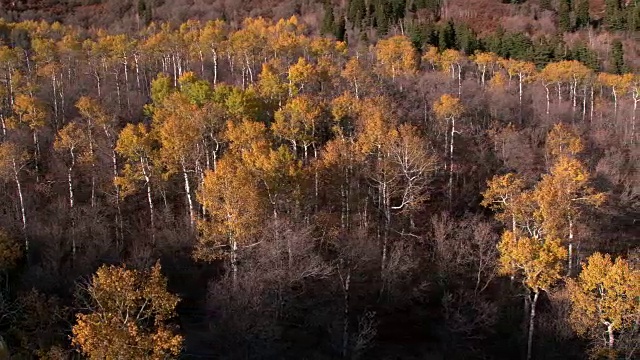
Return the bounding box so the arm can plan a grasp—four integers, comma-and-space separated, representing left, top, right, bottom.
575, 0, 590, 29
571, 41, 600, 70
483, 26, 505, 57
322, 4, 336, 36
335, 15, 347, 42
533, 37, 556, 67
628, 0, 640, 31
455, 23, 479, 54
502, 32, 534, 61
374, 0, 391, 34
558, 0, 572, 32
605, 0, 626, 30
348, 0, 367, 28
610, 39, 626, 74
438, 20, 456, 50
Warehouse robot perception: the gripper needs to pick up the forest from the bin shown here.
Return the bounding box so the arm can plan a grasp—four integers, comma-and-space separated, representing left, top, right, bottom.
0, 0, 638, 359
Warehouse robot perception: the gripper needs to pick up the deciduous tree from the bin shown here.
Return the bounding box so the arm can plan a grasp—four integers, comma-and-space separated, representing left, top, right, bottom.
568, 253, 640, 353
72, 263, 183, 359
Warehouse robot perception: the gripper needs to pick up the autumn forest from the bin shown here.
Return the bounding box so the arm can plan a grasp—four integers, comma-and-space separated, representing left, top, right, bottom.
0, 0, 638, 359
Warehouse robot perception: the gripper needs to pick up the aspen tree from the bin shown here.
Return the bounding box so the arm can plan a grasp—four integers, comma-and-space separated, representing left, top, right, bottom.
196, 157, 263, 285
76, 96, 123, 240
597, 72, 632, 119
481, 173, 527, 233
199, 20, 227, 85
498, 231, 567, 360
154, 92, 205, 228
438, 49, 464, 96
433, 94, 463, 205
115, 123, 157, 240
12, 94, 46, 182
54, 122, 89, 262
375, 35, 418, 89
568, 253, 640, 352
0, 142, 29, 252
288, 57, 317, 96
342, 57, 372, 99
470, 51, 498, 88
71, 263, 183, 359
534, 157, 605, 275
499, 59, 536, 120
272, 94, 323, 160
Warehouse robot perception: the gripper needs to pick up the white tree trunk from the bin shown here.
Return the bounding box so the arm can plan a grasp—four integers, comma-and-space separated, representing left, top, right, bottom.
606, 322, 615, 348
449, 117, 455, 205
12, 159, 27, 251
141, 158, 155, 240
181, 161, 195, 228
527, 291, 539, 360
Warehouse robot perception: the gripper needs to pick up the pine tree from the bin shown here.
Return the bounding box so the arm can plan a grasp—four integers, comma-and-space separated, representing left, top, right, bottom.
605, 0, 625, 30
335, 15, 347, 41
348, 0, 367, 28
438, 20, 456, 50
322, 4, 336, 36
575, 0, 590, 29
628, 0, 640, 31
610, 39, 625, 74
558, 0, 572, 32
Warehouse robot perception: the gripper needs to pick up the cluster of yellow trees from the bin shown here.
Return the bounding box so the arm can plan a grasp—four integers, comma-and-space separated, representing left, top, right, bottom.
482, 124, 639, 359
0, 16, 637, 358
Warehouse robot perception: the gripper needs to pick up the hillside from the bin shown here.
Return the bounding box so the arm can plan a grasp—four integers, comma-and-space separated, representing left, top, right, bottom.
0, 1, 637, 360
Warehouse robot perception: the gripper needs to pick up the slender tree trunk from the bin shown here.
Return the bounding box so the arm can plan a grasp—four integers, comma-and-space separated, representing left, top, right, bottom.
110, 146, 123, 244
632, 95, 638, 145
544, 84, 550, 116
231, 236, 238, 287
567, 217, 574, 276
12, 159, 27, 252
33, 131, 40, 183
67, 150, 75, 209
212, 49, 218, 86
52, 74, 58, 130
68, 149, 76, 262
0, 114, 6, 139
527, 291, 539, 360
582, 86, 587, 122
342, 267, 351, 359
141, 158, 155, 240
606, 322, 615, 348
181, 161, 195, 228
449, 116, 455, 206
134, 53, 141, 91
518, 75, 523, 124
590, 86, 595, 124
87, 120, 96, 208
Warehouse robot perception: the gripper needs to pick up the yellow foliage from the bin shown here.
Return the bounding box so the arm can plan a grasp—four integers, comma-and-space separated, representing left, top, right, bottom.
498, 231, 567, 291
195, 158, 263, 261
568, 253, 640, 339
545, 123, 584, 160
71, 263, 182, 359
375, 35, 418, 80
433, 94, 463, 120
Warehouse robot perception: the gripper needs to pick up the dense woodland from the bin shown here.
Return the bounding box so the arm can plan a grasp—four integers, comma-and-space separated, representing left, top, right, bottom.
0, 0, 637, 359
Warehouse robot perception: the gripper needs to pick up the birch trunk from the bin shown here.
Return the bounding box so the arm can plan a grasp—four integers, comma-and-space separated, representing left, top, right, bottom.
527, 291, 539, 360
141, 158, 155, 240
181, 161, 195, 228
12, 159, 27, 252
449, 116, 455, 205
